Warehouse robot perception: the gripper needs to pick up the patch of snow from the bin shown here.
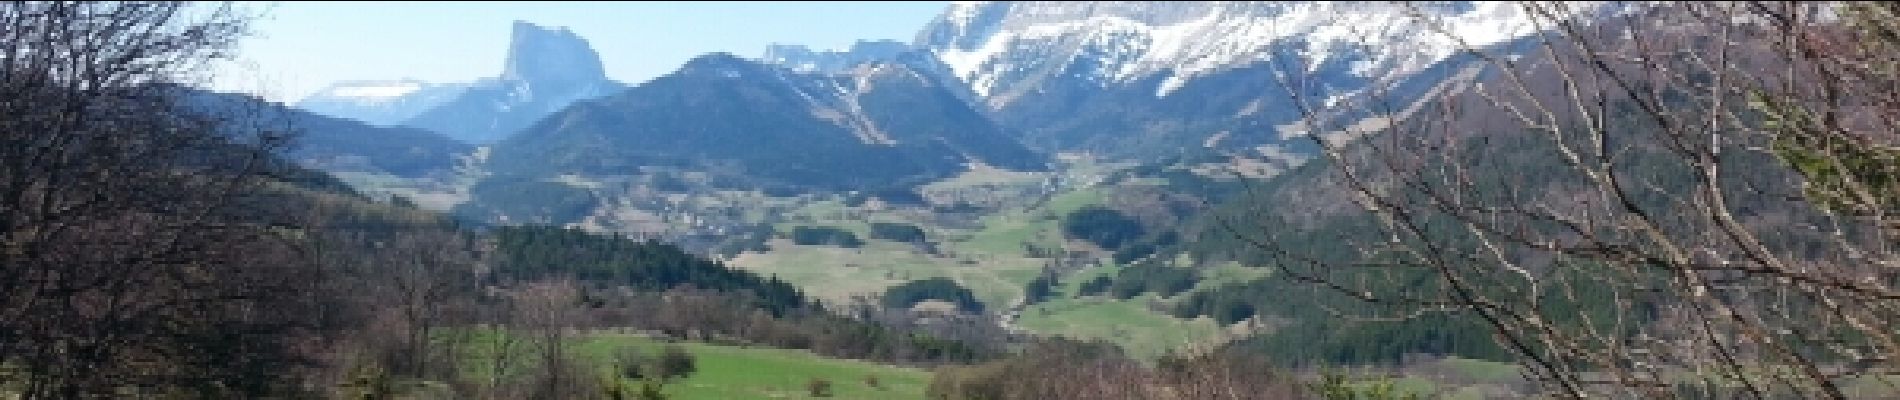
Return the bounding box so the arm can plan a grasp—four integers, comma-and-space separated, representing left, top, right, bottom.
946, 1, 988, 27
934, 29, 1021, 97
327, 82, 423, 99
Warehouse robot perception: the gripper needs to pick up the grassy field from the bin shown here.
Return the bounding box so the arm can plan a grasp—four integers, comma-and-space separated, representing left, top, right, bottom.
577, 334, 931, 400
1190, 260, 1271, 289
329, 170, 473, 210
732, 188, 1119, 307
1013, 296, 1228, 361
728, 239, 1044, 308
461, 331, 933, 400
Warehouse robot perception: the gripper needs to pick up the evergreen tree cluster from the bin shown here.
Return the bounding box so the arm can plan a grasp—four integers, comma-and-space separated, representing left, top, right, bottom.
1022, 273, 1058, 304
868, 222, 928, 243
456, 175, 599, 224
1061, 206, 1145, 249
492, 225, 807, 314
881, 278, 985, 313
1076, 276, 1114, 296
789, 226, 864, 248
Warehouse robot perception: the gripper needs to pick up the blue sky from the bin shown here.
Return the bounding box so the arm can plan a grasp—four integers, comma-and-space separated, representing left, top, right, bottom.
210, 1, 949, 101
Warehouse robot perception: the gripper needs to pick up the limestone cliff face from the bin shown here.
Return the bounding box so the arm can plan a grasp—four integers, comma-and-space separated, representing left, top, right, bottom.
403, 21, 622, 144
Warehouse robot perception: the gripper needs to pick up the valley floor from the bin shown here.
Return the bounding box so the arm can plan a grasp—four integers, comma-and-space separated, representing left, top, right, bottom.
574, 334, 931, 400
457, 331, 933, 400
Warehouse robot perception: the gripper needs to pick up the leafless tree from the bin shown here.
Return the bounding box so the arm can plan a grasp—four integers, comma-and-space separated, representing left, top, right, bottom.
512, 278, 598, 399
376, 229, 480, 378
0, 1, 334, 397
1240, 1, 1900, 398
479, 294, 531, 399
927, 340, 1307, 400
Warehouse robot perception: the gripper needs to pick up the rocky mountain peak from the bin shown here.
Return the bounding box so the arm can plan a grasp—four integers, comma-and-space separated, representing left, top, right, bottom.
760, 40, 914, 74
500, 20, 608, 90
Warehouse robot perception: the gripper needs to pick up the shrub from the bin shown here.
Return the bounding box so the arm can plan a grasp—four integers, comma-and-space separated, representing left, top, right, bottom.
869, 222, 927, 243
807, 378, 834, 397
612, 347, 650, 380
653, 345, 697, 380
1077, 276, 1114, 296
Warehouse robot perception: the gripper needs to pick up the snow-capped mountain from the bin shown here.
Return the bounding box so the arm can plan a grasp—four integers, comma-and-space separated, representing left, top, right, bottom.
921, 2, 1535, 101
912, 1, 1576, 164
404, 21, 623, 144
760, 40, 913, 74
294, 79, 467, 126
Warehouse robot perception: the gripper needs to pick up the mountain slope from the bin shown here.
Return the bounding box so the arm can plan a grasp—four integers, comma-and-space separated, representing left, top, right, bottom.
182, 88, 473, 178
483, 53, 1043, 193
285, 105, 475, 177
402, 21, 623, 144
294, 79, 468, 126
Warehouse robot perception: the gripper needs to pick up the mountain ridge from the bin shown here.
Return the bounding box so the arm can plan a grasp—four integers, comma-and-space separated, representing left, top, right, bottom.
909, 1, 1567, 165
402, 20, 624, 144
482, 52, 1043, 192
295, 79, 468, 126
